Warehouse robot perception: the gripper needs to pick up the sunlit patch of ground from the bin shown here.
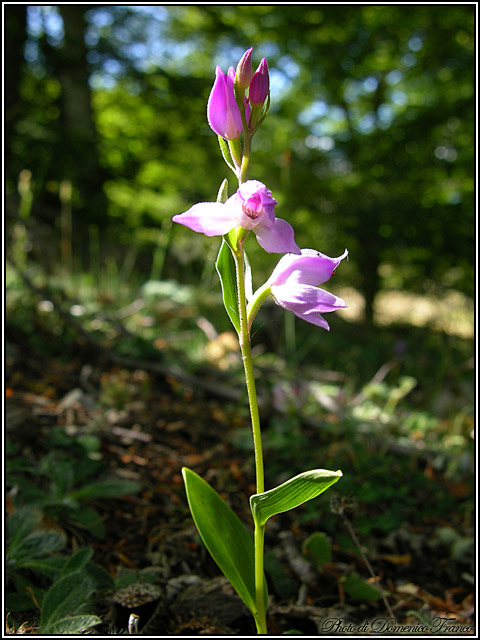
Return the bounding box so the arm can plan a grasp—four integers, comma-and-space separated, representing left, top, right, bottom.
335, 287, 474, 339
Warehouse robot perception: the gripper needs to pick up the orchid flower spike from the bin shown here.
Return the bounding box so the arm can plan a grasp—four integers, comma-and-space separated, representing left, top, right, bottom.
265, 249, 349, 330
173, 180, 300, 254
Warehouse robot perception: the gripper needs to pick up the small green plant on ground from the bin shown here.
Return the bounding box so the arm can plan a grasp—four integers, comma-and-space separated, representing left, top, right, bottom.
6, 423, 140, 633
7, 426, 141, 539
6, 506, 114, 634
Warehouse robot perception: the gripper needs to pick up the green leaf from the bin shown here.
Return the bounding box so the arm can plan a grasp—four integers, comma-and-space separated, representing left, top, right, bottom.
7, 507, 42, 545
69, 506, 106, 539
58, 548, 93, 579
264, 551, 297, 600
42, 614, 101, 635
9, 529, 67, 565
84, 561, 115, 592
68, 479, 141, 500
302, 532, 332, 570
18, 556, 65, 580
182, 467, 265, 616
215, 240, 240, 335
250, 469, 342, 527
344, 573, 382, 602
40, 572, 96, 628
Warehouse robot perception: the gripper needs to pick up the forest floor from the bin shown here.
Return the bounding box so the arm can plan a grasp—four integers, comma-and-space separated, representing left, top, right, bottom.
5, 323, 475, 636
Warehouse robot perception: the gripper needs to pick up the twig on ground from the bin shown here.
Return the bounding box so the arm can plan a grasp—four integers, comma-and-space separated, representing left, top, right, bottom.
330, 495, 396, 619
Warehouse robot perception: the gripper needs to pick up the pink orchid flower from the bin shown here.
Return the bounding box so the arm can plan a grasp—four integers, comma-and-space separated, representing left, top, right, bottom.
267, 249, 349, 330
173, 180, 300, 254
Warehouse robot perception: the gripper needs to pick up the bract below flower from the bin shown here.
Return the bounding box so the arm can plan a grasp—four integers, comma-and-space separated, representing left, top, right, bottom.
172, 180, 300, 254
267, 249, 348, 330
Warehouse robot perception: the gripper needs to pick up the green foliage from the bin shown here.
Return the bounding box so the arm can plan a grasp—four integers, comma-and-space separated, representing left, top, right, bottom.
6, 507, 113, 631
69, 479, 141, 501
263, 551, 298, 600
41, 614, 102, 635
57, 548, 93, 578
302, 532, 332, 570
7, 426, 141, 539
343, 573, 382, 603
182, 467, 267, 616
39, 571, 100, 634
5, 4, 474, 316
7, 507, 66, 574
434, 527, 474, 565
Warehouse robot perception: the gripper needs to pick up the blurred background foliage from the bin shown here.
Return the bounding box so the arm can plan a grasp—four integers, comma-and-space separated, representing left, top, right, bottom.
6, 5, 474, 304
5, 5, 474, 363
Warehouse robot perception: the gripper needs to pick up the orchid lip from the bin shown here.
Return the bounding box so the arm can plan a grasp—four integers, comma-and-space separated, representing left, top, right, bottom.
242, 200, 263, 220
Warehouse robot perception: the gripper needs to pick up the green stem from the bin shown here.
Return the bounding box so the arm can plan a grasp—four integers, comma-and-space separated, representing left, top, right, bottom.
233, 243, 267, 633
254, 524, 267, 634
234, 247, 264, 494
233, 101, 267, 631
239, 133, 251, 184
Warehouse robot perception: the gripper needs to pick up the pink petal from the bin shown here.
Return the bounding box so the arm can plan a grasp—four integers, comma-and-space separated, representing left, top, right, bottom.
271, 283, 346, 314
249, 58, 269, 106
235, 47, 254, 89
253, 218, 301, 254
207, 66, 243, 140
173, 202, 236, 237
268, 248, 348, 287
271, 283, 347, 331
295, 311, 331, 331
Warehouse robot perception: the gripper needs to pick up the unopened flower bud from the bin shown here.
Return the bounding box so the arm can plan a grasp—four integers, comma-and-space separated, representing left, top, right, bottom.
235, 47, 254, 89
249, 58, 269, 106
207, 65, 243, 140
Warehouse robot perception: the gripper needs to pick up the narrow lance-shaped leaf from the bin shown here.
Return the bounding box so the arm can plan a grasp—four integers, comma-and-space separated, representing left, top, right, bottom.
250, 469, 342, 527
182, 467, 267, 616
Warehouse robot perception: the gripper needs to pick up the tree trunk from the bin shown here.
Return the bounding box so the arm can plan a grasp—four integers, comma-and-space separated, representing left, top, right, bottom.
55, 5, 108, 227
4, 5, 27, 164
